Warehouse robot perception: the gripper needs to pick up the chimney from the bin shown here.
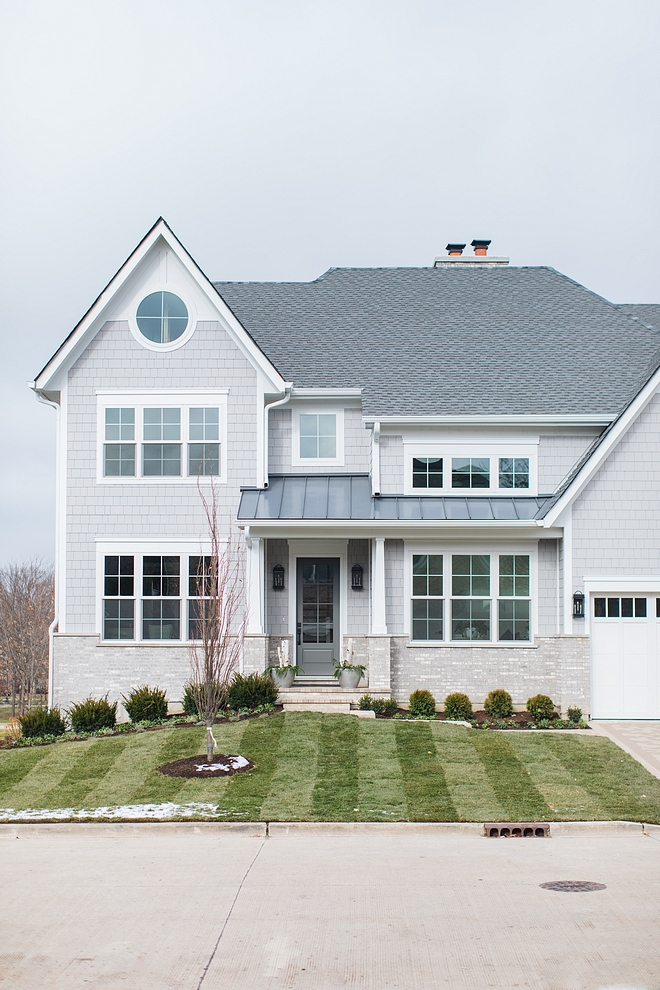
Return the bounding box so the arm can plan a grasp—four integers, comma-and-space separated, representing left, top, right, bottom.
471, 239, 491, 257
446, 243, 466, 257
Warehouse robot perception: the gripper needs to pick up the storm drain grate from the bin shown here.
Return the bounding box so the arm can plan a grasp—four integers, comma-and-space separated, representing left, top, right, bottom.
540, 881, 606, 892
485, 822, 550, 838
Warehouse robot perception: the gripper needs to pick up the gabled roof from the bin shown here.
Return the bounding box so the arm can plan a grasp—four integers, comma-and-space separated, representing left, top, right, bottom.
33, 218, 286, 394
214, 267, 660, 418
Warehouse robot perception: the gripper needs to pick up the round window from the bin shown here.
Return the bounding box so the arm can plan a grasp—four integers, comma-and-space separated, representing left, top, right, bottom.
136, 291, 189, 344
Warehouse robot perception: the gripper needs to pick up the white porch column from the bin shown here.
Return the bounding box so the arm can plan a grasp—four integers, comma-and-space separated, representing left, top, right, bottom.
562, 510, 573, 634
246, 536, 264, 634
371, 537, 387, 634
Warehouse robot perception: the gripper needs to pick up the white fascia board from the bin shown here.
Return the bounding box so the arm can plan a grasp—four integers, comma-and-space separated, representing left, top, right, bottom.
363, 414, 615, 428
32, 219, 286, 395
584, 576, 660, 592
240, 520, 561, 538
542, 366, 660, 527
292, 388, 363, 398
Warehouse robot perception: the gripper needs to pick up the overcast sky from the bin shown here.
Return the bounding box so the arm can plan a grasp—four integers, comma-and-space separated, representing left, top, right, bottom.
1, 0, 658, 565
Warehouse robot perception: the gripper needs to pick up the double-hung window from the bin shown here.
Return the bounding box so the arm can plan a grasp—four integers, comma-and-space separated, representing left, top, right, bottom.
411, 555, 444, 640
143, 409, 181, 476
498, 555, 531, 640
103, 556, 135, 639
104, 409, 135, 476
451, 555, 491, 640
142, 556, 181, 639
188, 408, 220, 476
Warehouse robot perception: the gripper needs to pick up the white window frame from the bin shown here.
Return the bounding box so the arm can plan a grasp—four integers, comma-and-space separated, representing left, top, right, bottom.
128, 283, 198, 353
96, 539, 224, 645
96, 390, 228, 485
403, 443, 538, 496
291, 406, 345, 468
403, 541, 538, 646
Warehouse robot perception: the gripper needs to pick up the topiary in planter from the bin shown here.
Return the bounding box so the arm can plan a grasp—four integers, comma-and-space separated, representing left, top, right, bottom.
526, 694, 555, 721
409, 689, 436, 719
484, 689, 513, 718
68, 697, 117, 733
444, 692, 473, 721
18, 707, 66, 739
122, 685, 168, 723
227, 672, 278, 710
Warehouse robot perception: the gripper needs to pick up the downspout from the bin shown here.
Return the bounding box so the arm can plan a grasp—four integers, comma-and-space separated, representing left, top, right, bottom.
262, 384, 293, 489
371, 421, 381, 496
33, 389, 60, 708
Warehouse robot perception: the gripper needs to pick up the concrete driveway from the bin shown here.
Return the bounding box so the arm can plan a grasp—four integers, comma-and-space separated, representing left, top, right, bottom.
1, 822, 659, 990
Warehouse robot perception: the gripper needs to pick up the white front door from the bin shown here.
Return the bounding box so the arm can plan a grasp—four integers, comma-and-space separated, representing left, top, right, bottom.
591, 595, 660, 718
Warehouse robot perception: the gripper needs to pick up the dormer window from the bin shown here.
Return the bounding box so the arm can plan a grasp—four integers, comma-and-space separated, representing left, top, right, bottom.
452, 458, 490, 489
412, 457, 443, 489
299, 414, 336, 459
499, 458, 530, 489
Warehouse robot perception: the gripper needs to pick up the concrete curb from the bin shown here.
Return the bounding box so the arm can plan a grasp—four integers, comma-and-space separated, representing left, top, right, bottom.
267, 821, 484, 836
0, 822, 267, 837
550, 820, 643, 836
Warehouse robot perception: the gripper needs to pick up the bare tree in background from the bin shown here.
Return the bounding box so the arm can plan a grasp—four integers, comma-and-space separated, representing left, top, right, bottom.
188, 483, 247, 762
0, 561, 54, 715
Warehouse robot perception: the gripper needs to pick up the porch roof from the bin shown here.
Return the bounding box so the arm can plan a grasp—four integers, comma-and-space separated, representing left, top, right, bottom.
237, 475, 552, 521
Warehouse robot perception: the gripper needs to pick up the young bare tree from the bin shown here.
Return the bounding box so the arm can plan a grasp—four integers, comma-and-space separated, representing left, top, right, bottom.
0, 561, 54, 715
188, 483, 247, 762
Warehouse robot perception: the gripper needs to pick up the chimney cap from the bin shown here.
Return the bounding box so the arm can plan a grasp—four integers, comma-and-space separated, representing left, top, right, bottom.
471, 239, 491, 248
446, 243, 466, 256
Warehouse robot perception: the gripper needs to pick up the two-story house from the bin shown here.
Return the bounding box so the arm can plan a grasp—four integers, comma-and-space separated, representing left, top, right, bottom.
32, 219, 660, 719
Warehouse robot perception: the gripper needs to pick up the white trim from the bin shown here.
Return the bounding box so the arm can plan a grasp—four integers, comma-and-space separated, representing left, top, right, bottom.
292, 388, 362, 398
562, 510, 573, 634
33, 219, 286, 393
543, 372, 660, 527
291, 406, 345, 468
371, 422, 381, 496
403, 541, 538, 645
364, 414, 615, 427
246, 537, 264, 634
583, 577, 660, 636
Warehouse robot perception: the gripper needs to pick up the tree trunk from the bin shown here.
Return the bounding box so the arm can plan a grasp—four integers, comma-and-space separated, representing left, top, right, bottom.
206, 724, 214, 764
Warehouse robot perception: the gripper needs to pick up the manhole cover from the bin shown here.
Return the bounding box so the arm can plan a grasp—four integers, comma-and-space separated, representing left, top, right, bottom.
540, 880, 606, 892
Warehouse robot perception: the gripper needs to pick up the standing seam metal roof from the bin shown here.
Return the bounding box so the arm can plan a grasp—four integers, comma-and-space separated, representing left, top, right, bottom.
213, 266, 660, 418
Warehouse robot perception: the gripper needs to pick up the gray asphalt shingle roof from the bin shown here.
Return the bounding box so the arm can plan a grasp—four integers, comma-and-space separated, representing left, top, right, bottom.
237, 475, 551, 521
214, 266, 660, 418
617, 304, 660, 332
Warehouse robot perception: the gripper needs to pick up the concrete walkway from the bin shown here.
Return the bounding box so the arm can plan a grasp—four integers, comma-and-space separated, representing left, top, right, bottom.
591, 720, 660, 779
2, 823, 660, 989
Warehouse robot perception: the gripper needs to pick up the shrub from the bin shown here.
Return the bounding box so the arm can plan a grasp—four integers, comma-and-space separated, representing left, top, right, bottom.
484, 689, 513, 718
381, 699, 399, 716
68, 697, 117, 733
18, 707, 66, 739
122, 685, 168, 723
182, 681, 228, 718
227, 672, 279, 711
526, 694, 555, 721
358, 694, 382, 713
567, 706, 583, 724
409, 689, 436, 719
444, 692, 472, 721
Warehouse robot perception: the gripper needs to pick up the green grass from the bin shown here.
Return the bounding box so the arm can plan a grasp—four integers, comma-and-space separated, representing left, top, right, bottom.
2, 713, 660, 822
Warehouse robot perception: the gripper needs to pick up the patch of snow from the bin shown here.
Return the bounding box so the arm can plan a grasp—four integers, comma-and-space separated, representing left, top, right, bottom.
0, 802, 221, 821
195, 755, 250, 773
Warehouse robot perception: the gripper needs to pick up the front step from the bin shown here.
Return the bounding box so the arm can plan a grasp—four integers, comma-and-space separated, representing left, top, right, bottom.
278, 685, 391, 713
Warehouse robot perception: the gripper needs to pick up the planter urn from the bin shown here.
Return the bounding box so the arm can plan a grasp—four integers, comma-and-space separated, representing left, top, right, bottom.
338, 668, 361, 690
271, 668, 295, 690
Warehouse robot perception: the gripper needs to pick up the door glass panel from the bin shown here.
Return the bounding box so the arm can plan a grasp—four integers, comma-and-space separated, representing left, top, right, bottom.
300, 561, 334, 643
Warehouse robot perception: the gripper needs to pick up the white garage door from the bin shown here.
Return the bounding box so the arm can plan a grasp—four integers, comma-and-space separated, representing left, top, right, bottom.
591, 595, 660, 719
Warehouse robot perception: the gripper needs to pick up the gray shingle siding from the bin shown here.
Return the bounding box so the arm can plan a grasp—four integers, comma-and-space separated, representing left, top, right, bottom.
214, 266, 660, 418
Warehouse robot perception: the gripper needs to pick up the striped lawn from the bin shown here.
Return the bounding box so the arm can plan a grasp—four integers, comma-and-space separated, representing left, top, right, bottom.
2, 713, 660, 822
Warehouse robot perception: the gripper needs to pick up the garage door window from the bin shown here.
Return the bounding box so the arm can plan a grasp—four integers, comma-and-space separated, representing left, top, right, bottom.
594, 597, 647, 618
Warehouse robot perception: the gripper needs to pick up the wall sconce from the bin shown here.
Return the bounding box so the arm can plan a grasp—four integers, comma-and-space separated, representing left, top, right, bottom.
572, 591, 585, 618
272, 564, 285, 591
351, 564, 364, 591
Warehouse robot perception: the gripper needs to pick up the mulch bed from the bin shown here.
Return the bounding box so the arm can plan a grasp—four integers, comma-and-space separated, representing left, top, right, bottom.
158, 754, 254, 779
